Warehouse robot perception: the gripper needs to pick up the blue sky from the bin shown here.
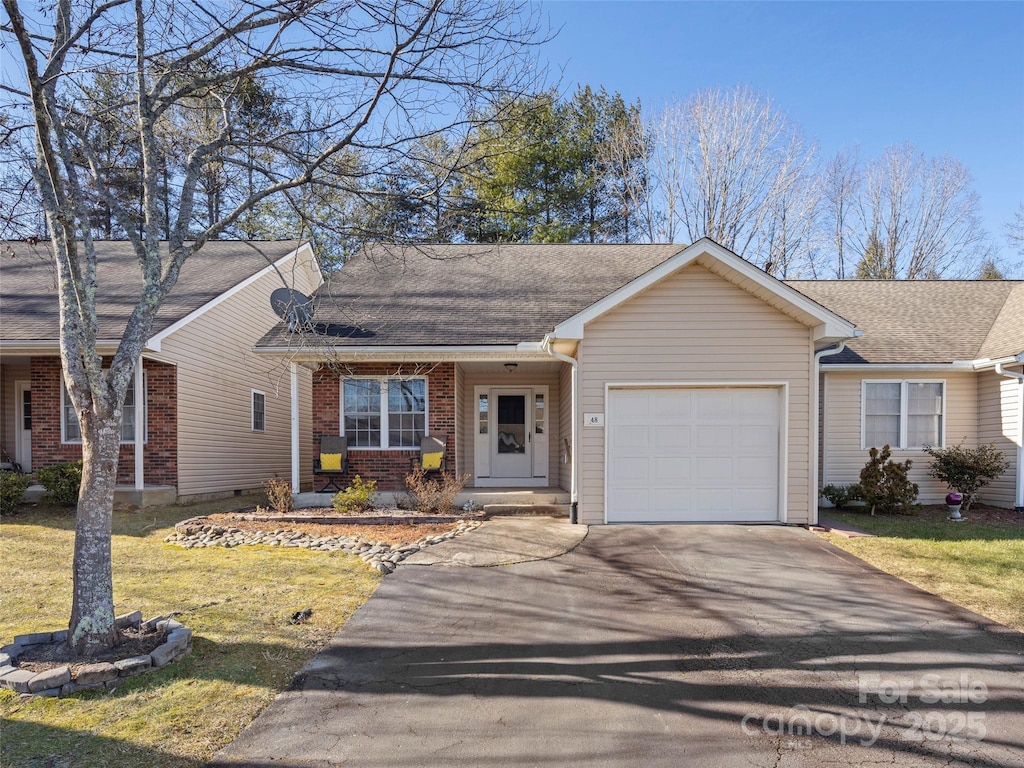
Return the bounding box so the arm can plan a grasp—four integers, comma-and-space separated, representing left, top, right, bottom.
538, 1, 1024, 263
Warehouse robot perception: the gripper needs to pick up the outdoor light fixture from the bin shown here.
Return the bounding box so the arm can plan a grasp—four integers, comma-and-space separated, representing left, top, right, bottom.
504, 362, 518, 373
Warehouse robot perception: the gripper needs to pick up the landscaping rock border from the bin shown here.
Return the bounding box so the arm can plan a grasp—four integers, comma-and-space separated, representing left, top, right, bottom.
166, 519, 482, 574
0, 612, 192, 699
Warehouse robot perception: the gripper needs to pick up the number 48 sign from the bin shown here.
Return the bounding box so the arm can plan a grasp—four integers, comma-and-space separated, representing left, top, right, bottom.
584, 413, 604, 427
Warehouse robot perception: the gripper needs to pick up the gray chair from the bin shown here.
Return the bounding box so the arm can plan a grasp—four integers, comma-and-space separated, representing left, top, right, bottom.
313, 435, 349, 492
411, 434, 446, 476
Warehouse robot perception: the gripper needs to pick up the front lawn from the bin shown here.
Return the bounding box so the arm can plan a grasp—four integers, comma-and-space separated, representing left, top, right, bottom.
0, 497, 382, 767
818, 505, 1024, 632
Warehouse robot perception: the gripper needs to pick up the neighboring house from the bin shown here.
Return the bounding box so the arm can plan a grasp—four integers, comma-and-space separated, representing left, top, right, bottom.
793, 280, 1023, 511
0, 240, 322, 504
254, 238, 1017, 525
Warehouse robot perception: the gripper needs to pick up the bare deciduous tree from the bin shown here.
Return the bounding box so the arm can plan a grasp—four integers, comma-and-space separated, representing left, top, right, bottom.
1, 0, 541, 656
851, 143, 991, 279
821, 148, 861, 278
1006, 203, 1024, 256
643, 87, 820, 273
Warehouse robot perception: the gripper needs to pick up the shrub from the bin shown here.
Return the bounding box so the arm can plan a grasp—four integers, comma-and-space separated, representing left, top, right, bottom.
859, 445, 918, 515
405, 468, 470, 514
923, 442, 1010, 513
332, 475, 377, 514
0, 471, 32, 516
820, 483, 861, 510
263, 477, 294, 515
37, 461, 83, 506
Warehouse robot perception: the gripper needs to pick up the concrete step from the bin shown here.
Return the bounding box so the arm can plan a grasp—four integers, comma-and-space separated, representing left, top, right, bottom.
483, 504, 571, 517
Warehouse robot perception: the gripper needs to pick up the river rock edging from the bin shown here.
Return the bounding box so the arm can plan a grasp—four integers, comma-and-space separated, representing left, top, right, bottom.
165, 519, 482, 574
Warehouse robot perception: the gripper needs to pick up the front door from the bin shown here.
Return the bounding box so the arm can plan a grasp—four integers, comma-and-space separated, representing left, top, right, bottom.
14, 381, 31, 472
491, 388, 532, 478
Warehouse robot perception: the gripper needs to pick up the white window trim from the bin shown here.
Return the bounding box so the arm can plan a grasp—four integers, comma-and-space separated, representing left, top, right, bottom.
339, 375, 429, 450
860, 379, 946, 450
61, 374, 148, 445
251, 389, 266, 432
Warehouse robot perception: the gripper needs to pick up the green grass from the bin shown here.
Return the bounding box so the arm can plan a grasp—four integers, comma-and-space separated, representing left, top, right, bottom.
819, 507, 1024, 632
0, 496, 381, 767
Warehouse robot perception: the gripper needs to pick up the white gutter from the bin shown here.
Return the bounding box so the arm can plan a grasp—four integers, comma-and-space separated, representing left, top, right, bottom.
993, 360, 1024, 512
812, 342, 847, 525
542, 335, 579, 524
823, 362, 974, 371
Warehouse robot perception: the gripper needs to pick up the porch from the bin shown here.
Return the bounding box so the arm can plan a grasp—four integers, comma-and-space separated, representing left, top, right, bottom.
299, 358, 574, 498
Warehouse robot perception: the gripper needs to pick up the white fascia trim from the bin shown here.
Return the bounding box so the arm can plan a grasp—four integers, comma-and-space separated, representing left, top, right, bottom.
550, 238, 857, 341
823, 362, 974, 371
971, 353, 1024, 371
146, 243, 306, 352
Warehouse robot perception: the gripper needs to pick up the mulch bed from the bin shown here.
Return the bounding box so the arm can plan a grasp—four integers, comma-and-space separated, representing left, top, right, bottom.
16, 626, 167, 674
841, 503, 1022, 526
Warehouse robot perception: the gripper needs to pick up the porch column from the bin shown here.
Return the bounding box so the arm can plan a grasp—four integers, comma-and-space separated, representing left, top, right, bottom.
134, 356, 144, 490
290, 362, 300, 493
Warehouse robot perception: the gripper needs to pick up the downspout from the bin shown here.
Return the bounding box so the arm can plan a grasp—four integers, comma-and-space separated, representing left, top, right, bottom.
994, 361, 1024, 512
812, 342, 847, 525
542, 336, 579, 524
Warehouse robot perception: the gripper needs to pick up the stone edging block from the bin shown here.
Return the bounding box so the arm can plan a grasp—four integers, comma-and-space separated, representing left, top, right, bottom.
0, 612, 192, 699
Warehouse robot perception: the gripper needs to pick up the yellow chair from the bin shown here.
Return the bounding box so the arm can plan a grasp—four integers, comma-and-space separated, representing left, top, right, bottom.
313, 435, 349, 492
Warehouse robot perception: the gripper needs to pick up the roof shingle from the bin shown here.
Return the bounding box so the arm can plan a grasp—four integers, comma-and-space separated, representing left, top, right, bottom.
1, 240, 303, 342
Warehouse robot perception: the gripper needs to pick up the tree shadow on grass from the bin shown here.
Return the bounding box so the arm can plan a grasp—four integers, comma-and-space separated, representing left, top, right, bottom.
0, 718, 204, 768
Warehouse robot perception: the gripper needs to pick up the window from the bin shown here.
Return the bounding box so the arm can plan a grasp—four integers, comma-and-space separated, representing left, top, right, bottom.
62, 375, 147, 443
252, 390, 266, 432
862, 380, 943, 449
341, 377, 427, 448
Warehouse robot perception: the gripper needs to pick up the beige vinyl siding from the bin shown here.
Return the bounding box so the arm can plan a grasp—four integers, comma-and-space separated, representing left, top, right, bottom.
978, 367, 1021, 508
160, 252, 319, 497
559, 362, 572, 492
1, 360, 30, 463
578, 263, 814, 525
459, 369, 561, 484
822, 370, 978, 504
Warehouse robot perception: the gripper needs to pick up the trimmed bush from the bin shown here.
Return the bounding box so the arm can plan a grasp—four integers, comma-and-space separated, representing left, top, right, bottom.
37, 461, 83, 506
923, 442, 1010, 512
859, 445, 918, 515
405, 468, 470, 513
263, 477, 294, 515
332, 475, 377, 514
821, 483, 861, 510
0, 470, 32, 516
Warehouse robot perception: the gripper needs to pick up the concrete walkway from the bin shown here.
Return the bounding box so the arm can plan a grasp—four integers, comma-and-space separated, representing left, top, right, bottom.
212, 525, 1024, 768
402, 516, 587, 566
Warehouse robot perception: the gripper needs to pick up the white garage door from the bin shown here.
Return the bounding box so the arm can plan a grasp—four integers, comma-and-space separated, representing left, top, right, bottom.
606, 387, 781, 523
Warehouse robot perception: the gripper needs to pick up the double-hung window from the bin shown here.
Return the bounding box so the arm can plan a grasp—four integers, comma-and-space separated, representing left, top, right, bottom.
252, 390, 266, 432
862, 380, 944, 449
62, 375, 147, 443
341, 377, 426, 448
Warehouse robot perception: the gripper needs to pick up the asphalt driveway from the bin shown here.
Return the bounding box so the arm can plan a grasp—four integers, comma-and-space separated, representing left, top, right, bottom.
212, 524, 1024, 767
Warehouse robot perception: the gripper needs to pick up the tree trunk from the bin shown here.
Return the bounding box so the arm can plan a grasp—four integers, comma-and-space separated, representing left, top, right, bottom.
68, 410, 122, 657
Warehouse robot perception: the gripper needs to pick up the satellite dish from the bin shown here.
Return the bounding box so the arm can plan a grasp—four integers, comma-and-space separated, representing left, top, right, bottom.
270, 288, 314, 332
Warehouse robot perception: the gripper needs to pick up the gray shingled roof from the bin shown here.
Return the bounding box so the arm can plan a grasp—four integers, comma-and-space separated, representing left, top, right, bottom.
788, 280, 1023, 364
1, 240, 302, 342
256, 243, 684, 347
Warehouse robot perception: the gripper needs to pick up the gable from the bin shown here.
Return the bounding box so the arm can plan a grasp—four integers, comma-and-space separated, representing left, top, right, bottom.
552, 239, 856, 344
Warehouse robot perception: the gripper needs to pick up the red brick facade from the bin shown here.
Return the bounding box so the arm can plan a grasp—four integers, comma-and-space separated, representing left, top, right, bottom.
29, 356, 178, 486
312, 362, 456, 490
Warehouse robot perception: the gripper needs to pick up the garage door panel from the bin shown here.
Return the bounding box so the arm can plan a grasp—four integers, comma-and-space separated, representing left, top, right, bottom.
652, 390, 693, 421
696, 424, 733, 451
613, 425, 650, 451
651, 456, 690, 482
609, 457, 650, 485
607, 387, 780, 523
652, 425, 691, 452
